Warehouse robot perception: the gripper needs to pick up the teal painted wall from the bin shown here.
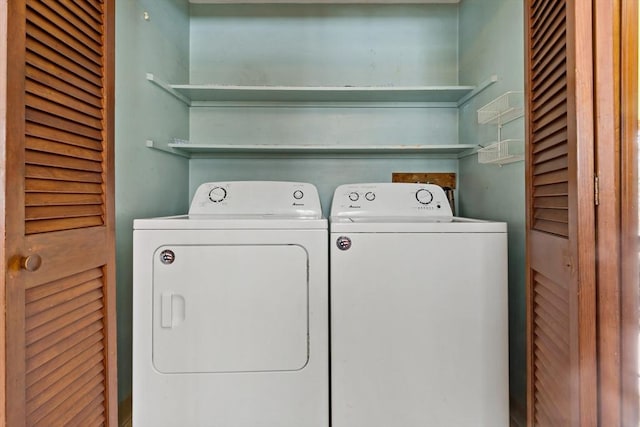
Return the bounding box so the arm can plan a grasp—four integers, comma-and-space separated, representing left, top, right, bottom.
458, 0, 526, 413
190, 157, 459, 215
115, 0, 190, 402
188, 4, 464, 213
189, 4, 459, 86
113, 0, 526, 409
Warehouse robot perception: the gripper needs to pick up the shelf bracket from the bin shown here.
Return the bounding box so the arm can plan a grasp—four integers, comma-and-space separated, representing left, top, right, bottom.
456, 74, 498, 107
147, 73, 191, 106
146, 140, 191, 158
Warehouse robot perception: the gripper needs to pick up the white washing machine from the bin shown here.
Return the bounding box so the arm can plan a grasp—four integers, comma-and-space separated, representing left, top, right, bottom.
330, 183, 509, 427
133, 181, 328, 427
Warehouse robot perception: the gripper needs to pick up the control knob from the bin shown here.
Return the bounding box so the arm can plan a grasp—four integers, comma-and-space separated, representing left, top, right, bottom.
209, 186, 227, 203
415, 188, 433, 205
365, 192, 376, 201
348, 192, 359, 202
293, 190, 304, 200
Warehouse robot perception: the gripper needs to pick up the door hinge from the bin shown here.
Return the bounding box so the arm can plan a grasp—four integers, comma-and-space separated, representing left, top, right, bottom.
594, 175, 599, 206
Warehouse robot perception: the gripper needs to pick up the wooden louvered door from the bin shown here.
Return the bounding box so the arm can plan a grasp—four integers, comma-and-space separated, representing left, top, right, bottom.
1, 0, 117, 426
525, 0, 597, 426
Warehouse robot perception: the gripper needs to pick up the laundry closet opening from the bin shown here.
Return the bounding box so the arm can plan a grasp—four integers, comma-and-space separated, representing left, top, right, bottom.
114, 0, 526, 423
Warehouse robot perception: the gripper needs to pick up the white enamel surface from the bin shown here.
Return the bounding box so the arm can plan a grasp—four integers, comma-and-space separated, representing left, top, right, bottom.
189, 181, 322, 218
133, 182, 328, 427
329, 182, 508, 426
152, 244, 309, 373
330, 182, 454, 219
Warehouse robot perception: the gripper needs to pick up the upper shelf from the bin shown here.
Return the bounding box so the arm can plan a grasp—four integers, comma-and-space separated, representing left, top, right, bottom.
147, 74, 497, 106
146, 140, 477, 158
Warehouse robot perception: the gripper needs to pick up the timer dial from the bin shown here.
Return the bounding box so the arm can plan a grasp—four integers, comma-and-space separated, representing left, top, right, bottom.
208, 186, 227, 203
365, 192, 376, 201
348, 192, 360, 202
415, 188, 433, 205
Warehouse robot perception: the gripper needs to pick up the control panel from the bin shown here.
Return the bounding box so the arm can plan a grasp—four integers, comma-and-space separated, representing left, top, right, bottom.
330, 183, 453, 219
189, 181, 322, 218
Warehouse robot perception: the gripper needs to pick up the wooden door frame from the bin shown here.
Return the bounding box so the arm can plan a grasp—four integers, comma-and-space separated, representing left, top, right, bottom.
619, 0, 638, 425
589, 0, 637, 424
0, 0, 7, 423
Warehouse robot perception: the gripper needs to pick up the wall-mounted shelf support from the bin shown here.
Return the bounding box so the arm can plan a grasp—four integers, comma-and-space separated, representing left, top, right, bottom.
456, 74, 498, 107
146, 140, 190, 158
147, 74, 191, 106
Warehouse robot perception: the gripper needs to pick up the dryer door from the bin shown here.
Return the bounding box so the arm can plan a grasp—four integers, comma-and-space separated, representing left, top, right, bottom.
152, 244, 309, 373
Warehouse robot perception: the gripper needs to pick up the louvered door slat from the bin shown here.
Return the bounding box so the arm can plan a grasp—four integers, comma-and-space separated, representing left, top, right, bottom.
534, 141, 568, 163
532, 54, 566, 94
533, 169, 569, 186
26, 217, 104, 235
26, 29, 101, 82
26, 4, 102, 65
26, 336, 104, 388
532, 73, 565, 106
534, 356, 569, 406
26, 277, 103, 319
26, 179, 103, 194
27, 349, 104, 414
26, 123, 103, 151
69, 393, 106, 427
26, 65, 102, 108
26, 51, 102, 98
26, 312, 103, 361
39, 0, 102, 45
533, 103, 568, 132
26, 164, 102, 184
26, 193, 104, 207
531, 6, 564, 53
26, 19, 101, 77
43, 379, 105, 427
531, 0, 553, 27
27, 0, 102, 56
26, 205, 103, 221
26, 150, 102, 172
531, 130, 568, 154
535, 343, 569, 384
26, 94, 103, 130
25, 268, 103, 301
533, 182, 569, 197
532, 25, 565, 71
26, 342, 103, 400
27, 137, 103, 161
26, 109, 103, 140
27, 80, 102, 120
533, 156, 569, 175
26, 299, 103, 345
71, 0, 103, 26
30, 367, 104, 426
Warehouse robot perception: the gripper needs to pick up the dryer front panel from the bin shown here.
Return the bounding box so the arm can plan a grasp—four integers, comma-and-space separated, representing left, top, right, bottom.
152, 244, 309, 374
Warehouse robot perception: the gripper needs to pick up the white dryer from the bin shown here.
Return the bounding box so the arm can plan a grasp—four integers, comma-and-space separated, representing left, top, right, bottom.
133, 181, 328, 427
330, 183, 508, 427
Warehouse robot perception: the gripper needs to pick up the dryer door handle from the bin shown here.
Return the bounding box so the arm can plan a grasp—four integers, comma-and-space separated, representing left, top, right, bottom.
161, 292, 173, 328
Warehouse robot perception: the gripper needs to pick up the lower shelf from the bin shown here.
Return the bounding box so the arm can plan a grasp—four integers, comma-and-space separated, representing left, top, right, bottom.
147, 140, 478, 158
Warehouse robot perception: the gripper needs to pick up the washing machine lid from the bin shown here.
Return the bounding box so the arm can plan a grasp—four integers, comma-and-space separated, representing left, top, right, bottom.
330, 183, 505, 233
